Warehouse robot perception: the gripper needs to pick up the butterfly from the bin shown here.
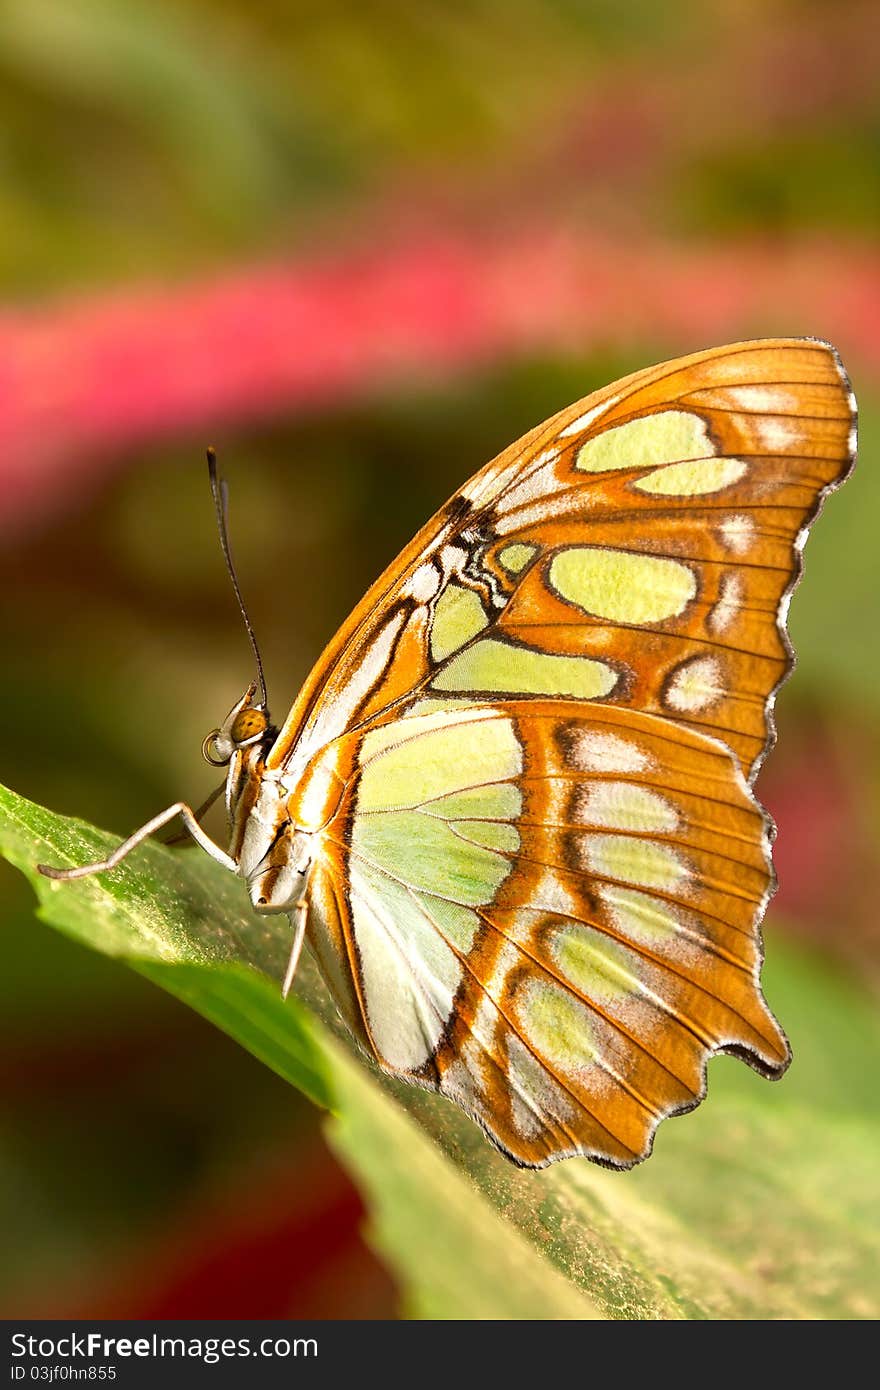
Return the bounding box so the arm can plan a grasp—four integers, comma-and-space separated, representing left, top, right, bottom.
40, 339, 856, 1169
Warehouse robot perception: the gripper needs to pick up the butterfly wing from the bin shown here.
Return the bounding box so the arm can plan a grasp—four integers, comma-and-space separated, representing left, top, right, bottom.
306, 700, 784, 1168
270, 338, 854, 783
274, 338, 855, 1167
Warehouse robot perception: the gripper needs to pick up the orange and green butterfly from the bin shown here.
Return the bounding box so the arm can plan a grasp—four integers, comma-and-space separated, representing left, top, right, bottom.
39, 338, 856, 1169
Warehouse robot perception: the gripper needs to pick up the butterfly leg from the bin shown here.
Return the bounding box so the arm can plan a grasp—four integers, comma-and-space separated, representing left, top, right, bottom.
159, 781, 226, 847
281, 890, 310, 1001
37, 802, 238, 881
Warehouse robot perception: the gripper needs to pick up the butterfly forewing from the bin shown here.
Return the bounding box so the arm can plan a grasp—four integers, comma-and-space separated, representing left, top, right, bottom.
476, 342, 853, 780
273, 338, 854, 1168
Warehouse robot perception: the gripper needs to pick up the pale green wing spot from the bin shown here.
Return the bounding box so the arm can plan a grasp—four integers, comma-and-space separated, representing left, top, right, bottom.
423, 894, 482, 953
357, 705, 474, 761
598, 885, 681, 944
352, 859, 468, 974
353, 806, 516, 907
582, 835, 689, 894
634, 456, 748, 496
428, 783, 522, 821
408, 696, 473, 719
516, 979, 597, 1071
348, 710, 528, 1068
549, 548, 696, 624
498, 542, 538, 573
450, 820, 521, 853
357, 716, 521, 811
352, 862, 480, 958
550, 926, 641, 1005
353, 712, 522, 906
434, 639, 617, 699
575, 410, 711, 473
576, 781, 679, 834
348, 858, 463, 1069
431, 583, 489, 661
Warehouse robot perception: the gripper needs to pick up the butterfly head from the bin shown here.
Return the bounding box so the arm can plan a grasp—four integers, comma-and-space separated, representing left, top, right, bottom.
202, 682, 271, 767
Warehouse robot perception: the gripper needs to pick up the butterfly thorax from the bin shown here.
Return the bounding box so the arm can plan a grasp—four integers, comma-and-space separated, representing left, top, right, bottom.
224, 715, 350, 915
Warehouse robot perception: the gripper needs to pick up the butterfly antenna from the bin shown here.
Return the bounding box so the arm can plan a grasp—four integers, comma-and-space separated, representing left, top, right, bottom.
207, 447, 269, 710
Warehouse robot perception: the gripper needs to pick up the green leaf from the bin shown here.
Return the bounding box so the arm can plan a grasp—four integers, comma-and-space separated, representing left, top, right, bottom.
2, 783, 877, 1320
0, 784, 333, 1112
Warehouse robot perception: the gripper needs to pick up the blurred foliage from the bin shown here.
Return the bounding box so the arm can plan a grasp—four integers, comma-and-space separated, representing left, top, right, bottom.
686, 129, 880, 235
2, 0, 878, 288
1, 0, 878, 1322
0, 0, 648, 285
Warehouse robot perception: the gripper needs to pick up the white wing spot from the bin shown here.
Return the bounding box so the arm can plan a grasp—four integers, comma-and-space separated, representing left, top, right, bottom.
533, 867, 580, 918
665, 655, 725, 713
441, 1056, 485, 1115
405, 562, 441, 603
531, 447, 561, 467
494, 454, 560, 514
708, 573, 743, 635
459, 475, 486, 502
753, 415, 800, 452
777, 584, 794, 632
726, 386, 799, 413
558, 395, 620, 438
564, 728, 651, 774
504, 1032, 579, 1137
719, 514, 755, 555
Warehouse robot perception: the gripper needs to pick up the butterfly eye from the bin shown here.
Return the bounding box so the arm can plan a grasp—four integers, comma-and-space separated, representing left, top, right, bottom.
231, 708, 268, 744
202, 729, 227, 766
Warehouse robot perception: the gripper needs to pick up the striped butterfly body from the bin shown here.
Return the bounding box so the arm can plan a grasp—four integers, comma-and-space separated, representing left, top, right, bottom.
42, 339, 856, 1168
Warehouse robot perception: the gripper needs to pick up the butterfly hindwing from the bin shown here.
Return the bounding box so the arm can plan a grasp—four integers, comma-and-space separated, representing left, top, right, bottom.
272, 338, 855, 1168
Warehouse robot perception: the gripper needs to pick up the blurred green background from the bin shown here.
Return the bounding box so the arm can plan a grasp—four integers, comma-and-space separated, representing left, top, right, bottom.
1, 0, 878, 1318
